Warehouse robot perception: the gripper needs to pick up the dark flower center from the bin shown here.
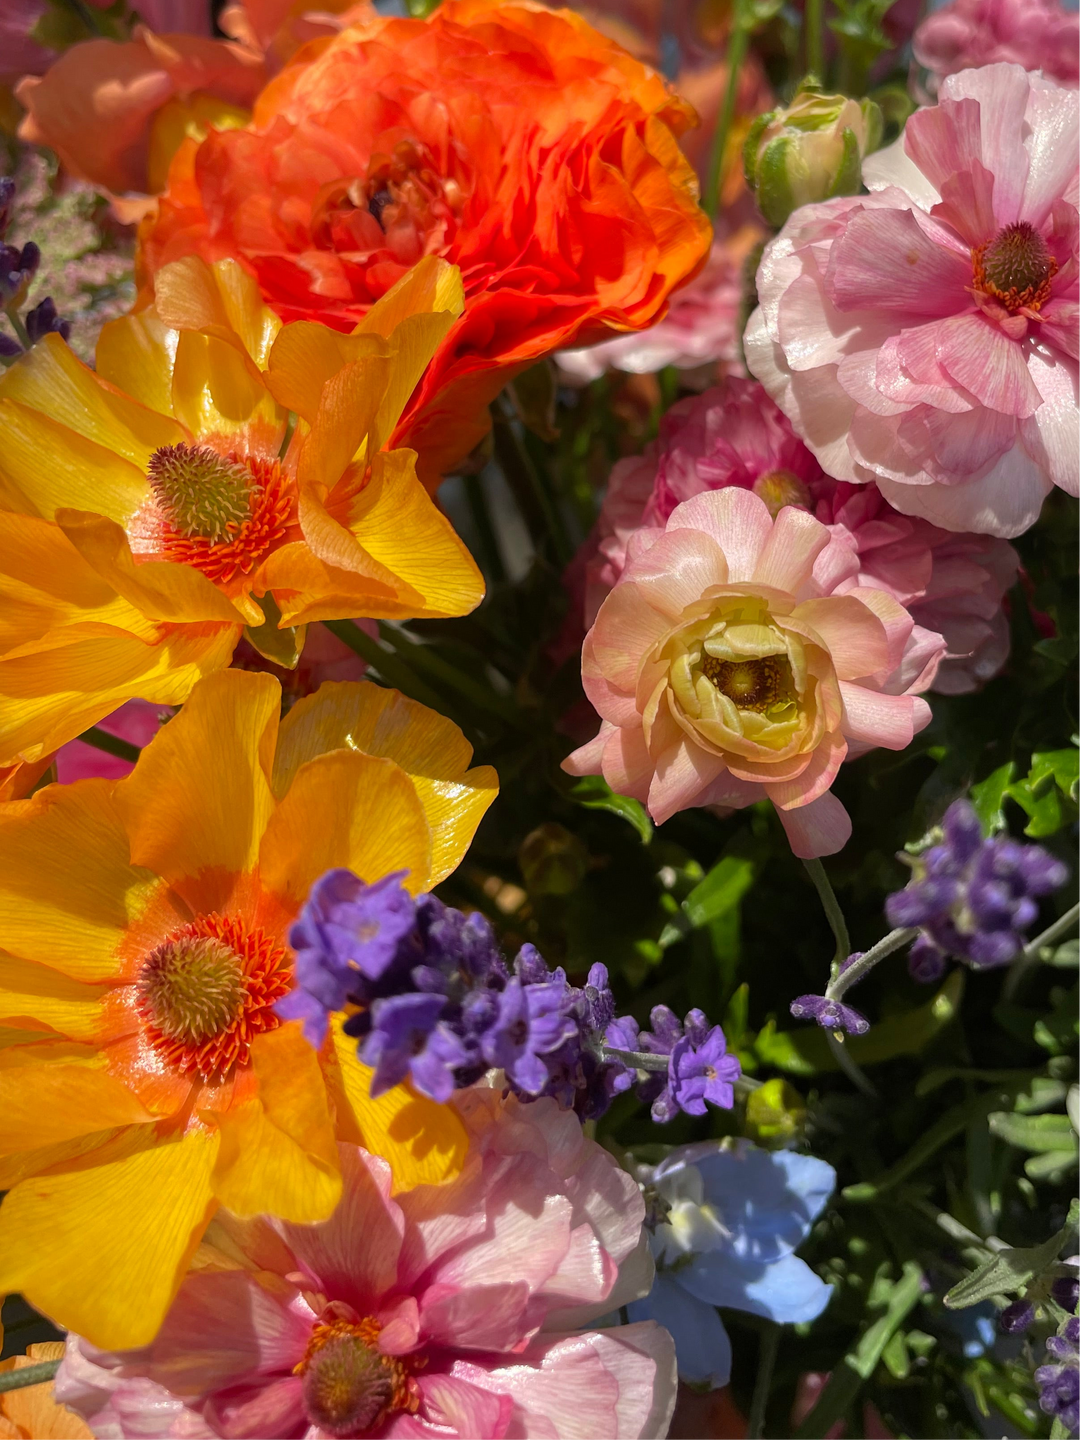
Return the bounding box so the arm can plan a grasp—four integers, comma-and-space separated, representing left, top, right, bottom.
138, 936, 246, 1046
701, 654, 794, 712
972, 222, 1057, 314
295, 1319, 419, 1437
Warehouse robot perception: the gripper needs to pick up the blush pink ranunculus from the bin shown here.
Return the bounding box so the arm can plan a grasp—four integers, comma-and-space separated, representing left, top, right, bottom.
563, 486, 945, 858
745, 63, 1079, 540
56, 1088, 676, 1440
584, 380, 1016, 694
913, 0, 1079, 97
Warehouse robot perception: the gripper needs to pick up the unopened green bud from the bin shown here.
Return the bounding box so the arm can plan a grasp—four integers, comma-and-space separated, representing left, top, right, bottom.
743, 82, 883, 229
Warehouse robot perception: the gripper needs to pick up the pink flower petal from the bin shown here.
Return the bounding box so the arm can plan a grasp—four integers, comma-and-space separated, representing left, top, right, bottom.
666, 487, 770, 582
878, 444, 1052, 536
646, 736, 727, 825
751, 505, 831, 597
419, 1373, 514, 1439
774, 789, 853, 858
619, 530, 728, 621
765, 730, 847, 808
1020, 348, 1080, 496
826, 206, 972, 316
838, 682, 922, 749
419, 1281, 533, 1353
788, 595, 891, 680
934, 313, 1043, 418
203, 1376, 307, 1438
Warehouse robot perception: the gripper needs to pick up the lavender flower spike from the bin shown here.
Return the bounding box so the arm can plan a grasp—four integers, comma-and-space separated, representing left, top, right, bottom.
790, 994, 870, 1036
668, 1025, 742, 1116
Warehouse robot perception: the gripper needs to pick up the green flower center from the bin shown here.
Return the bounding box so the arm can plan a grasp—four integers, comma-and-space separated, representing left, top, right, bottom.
701, 654, 794, 712
147, 442, 253, 543
752, 469, 811, 517
301, 1335, 395, 1437
137, 936, 246, 1045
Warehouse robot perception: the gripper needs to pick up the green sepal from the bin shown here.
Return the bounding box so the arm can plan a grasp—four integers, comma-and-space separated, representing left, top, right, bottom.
755, 137, 800, 228
826, 127, 862, 199
244, 592, 306, 670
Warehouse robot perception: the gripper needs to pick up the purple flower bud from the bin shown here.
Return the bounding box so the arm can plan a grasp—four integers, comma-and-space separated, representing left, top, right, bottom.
643, 1004, 683, 1053
514, 942, 551, 986
790, 993, 870, 1036
943, 800, 983, 863
1000, 1299, 1036, 1334
908, 934, 948, 984
1052, 1276, 1080, 1315
25, 295, 70, 345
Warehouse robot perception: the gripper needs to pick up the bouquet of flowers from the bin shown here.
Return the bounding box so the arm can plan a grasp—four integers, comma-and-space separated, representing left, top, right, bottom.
0, 0, 1076, 1433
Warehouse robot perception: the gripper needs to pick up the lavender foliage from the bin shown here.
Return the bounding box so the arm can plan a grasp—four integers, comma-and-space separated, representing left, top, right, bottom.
278, 868, 741, 1123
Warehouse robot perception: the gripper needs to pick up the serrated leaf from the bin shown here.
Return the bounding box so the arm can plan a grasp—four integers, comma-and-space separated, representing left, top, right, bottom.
945, 1221, 1074, 1308
989, 1111, 1077, 1152
683, 856, 755, 928
570, 776, 652, 843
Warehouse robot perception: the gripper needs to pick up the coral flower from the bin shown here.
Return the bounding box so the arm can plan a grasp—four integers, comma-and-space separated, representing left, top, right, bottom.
746, 64, 1079, 538
57, 1089, 676, 1439
563, 487, 942, 857
138, 0, 713, 483
585, 380, 1017, 694
913, 0, 1078, 97
0, 252, 482, 766
0, 668, 497, 1350
0, 1343, 91, 1439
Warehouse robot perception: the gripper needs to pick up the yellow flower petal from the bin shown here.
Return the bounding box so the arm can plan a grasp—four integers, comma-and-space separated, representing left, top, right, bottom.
342, 448, 484, 620
0, 620, 239, 765
0, 780, 158, 979
0, 398, 150, 524
0, 1122, 219, 1349
274, 681, 498, 884
0, 953, 119, 1044
152, 256, 281, 371
0, 1061, 151, 1155
295, 354, 389, 495
328, 1015, 467, 1193
354, 254, 465, 339
209, 1023, 341, 1222
293, 475, 424, 612
0, 333, 184, 470
170, 329, 285, 453
255, 543, 405, 626
115, 668, 279, 883
95, 309, 178, 418
265, 324, 388, 426
259, 748, 432, 903
56, 510, 248, 624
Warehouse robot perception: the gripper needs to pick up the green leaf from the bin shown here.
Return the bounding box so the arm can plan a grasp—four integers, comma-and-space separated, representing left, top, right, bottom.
944, 1225, 1072, 1309
1024, 1149, 1079, 1180
683, 856, 755, 929
243, 593, 305, 669
569, 776, 653, 843
971, 762, 1015, 834
988, 1111, 1077, 1153
1004, 748, 1079, 837
881, 1328, 910, 1380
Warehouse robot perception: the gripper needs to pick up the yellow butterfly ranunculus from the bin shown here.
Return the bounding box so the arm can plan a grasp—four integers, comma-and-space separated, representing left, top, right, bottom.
0, 668, 497, 1350
0, 253, 483, 765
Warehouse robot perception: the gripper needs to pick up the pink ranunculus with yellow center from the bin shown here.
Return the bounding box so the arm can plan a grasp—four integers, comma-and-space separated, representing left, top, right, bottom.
563, 487, 944, 857
56, 1088, 676, 1439
746, 63, 1079, 539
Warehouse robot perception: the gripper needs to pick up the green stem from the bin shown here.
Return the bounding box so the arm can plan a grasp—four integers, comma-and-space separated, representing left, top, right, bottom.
703, 14, 751, 218
321, 620, 447, 714
802, 857, 851, 978
462, 473, 507, 585
805, 0, 825, 81
79, 726, 140, 764
826, 927, 917, 1001
826, 1029, 878, 1099
747, 1323, 781, 1439
63, 0, 110, 32
0, 1360, 61, 1393
1003, 901, 1080, 1001
4, 306, 31, 350
492, 397, 572, 565
378, 624, 520, 724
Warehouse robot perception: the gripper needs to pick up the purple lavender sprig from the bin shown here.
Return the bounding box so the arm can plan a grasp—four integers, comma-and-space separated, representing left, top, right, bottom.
1036, 1315, 1079, 1433
277, 867, 741, 1123
0, 176, 71, 362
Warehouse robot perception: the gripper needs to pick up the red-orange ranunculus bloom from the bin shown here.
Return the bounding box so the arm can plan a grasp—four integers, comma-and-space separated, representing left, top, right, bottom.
139, 0, 713, 483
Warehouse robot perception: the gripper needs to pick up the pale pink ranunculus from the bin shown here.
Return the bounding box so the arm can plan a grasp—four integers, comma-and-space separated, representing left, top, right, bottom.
563, 486, 945, 857
913, 0, 1079, 97
556, 224, 763, 384
746, 63, 1079, 540
584, 380, 1017, 694
56, 1088, 676, 1440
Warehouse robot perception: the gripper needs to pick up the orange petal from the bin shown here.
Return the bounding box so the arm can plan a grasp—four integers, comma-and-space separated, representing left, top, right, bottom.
0, 1060, 151, 1155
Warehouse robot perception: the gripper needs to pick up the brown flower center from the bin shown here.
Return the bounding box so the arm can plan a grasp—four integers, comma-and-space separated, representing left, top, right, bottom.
701, 654, 794, 712
295, 1318, 421, 1437
971, 222, 1057, 315
135, 913, 291, 1080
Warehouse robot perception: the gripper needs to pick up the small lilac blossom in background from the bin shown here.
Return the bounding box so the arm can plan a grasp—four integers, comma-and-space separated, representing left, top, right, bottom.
886, 800, 1069, 980
622, 1141, 835, 1387
1036, 1315, 1080, 1433
278, 867, 742, 1123
913, 0, 1078, 97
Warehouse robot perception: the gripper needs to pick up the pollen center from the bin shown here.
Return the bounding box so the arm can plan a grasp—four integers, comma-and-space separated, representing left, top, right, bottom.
135, 913, 292, 1080
752, 468, 811, 517
701, 654, 793, 712
147, 443, 253, 543
972, 222, 1056, 314
295, 1319, 420, 1438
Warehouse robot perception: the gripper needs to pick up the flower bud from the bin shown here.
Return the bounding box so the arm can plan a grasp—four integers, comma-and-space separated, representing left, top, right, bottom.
743, 82, 882, 228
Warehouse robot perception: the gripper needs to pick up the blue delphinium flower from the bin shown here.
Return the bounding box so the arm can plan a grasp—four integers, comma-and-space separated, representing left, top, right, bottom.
625, 1140, 835, 1388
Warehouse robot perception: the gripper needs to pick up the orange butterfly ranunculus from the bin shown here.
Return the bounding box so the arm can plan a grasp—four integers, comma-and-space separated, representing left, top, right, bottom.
138, 0, 713, 485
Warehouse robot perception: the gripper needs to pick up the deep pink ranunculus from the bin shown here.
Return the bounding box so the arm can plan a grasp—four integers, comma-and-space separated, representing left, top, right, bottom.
584, 380, 1017, 695
746, 64, 1078, 539
913, 0, 1078, 97
57, 1088, 676, 1439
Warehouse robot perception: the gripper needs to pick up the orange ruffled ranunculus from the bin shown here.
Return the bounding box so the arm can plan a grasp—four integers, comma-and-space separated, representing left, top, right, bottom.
0, 252, 483, 767
0, 667, 497, 1351
138, 0, 714, 483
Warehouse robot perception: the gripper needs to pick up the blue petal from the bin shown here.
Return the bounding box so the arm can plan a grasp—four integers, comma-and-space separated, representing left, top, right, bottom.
689, 1141, 836, 1262
627, 1275, 733, 1387
679, 1250, 834, 1325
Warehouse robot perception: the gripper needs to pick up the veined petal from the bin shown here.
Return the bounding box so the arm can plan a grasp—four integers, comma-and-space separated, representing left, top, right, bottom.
353, 255, 465, 341
0, 398, 149, 525
0, 953, 129, 1044
667, 487, 769, 583
788, 595, 890, 680
265, 324, 388, 426
115, 669, 279, 882
0, 780, 158, 979
259, 749, 432, 904
95, 309, 178, 418
209, 1024, 341, 1223
0, 1060, 151, 1154
327, 1016, 467, 1192
273, 681, 497, 885
152, 256, 282, 371
171, 329, 285, 456
0, 1122, 219, 1350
